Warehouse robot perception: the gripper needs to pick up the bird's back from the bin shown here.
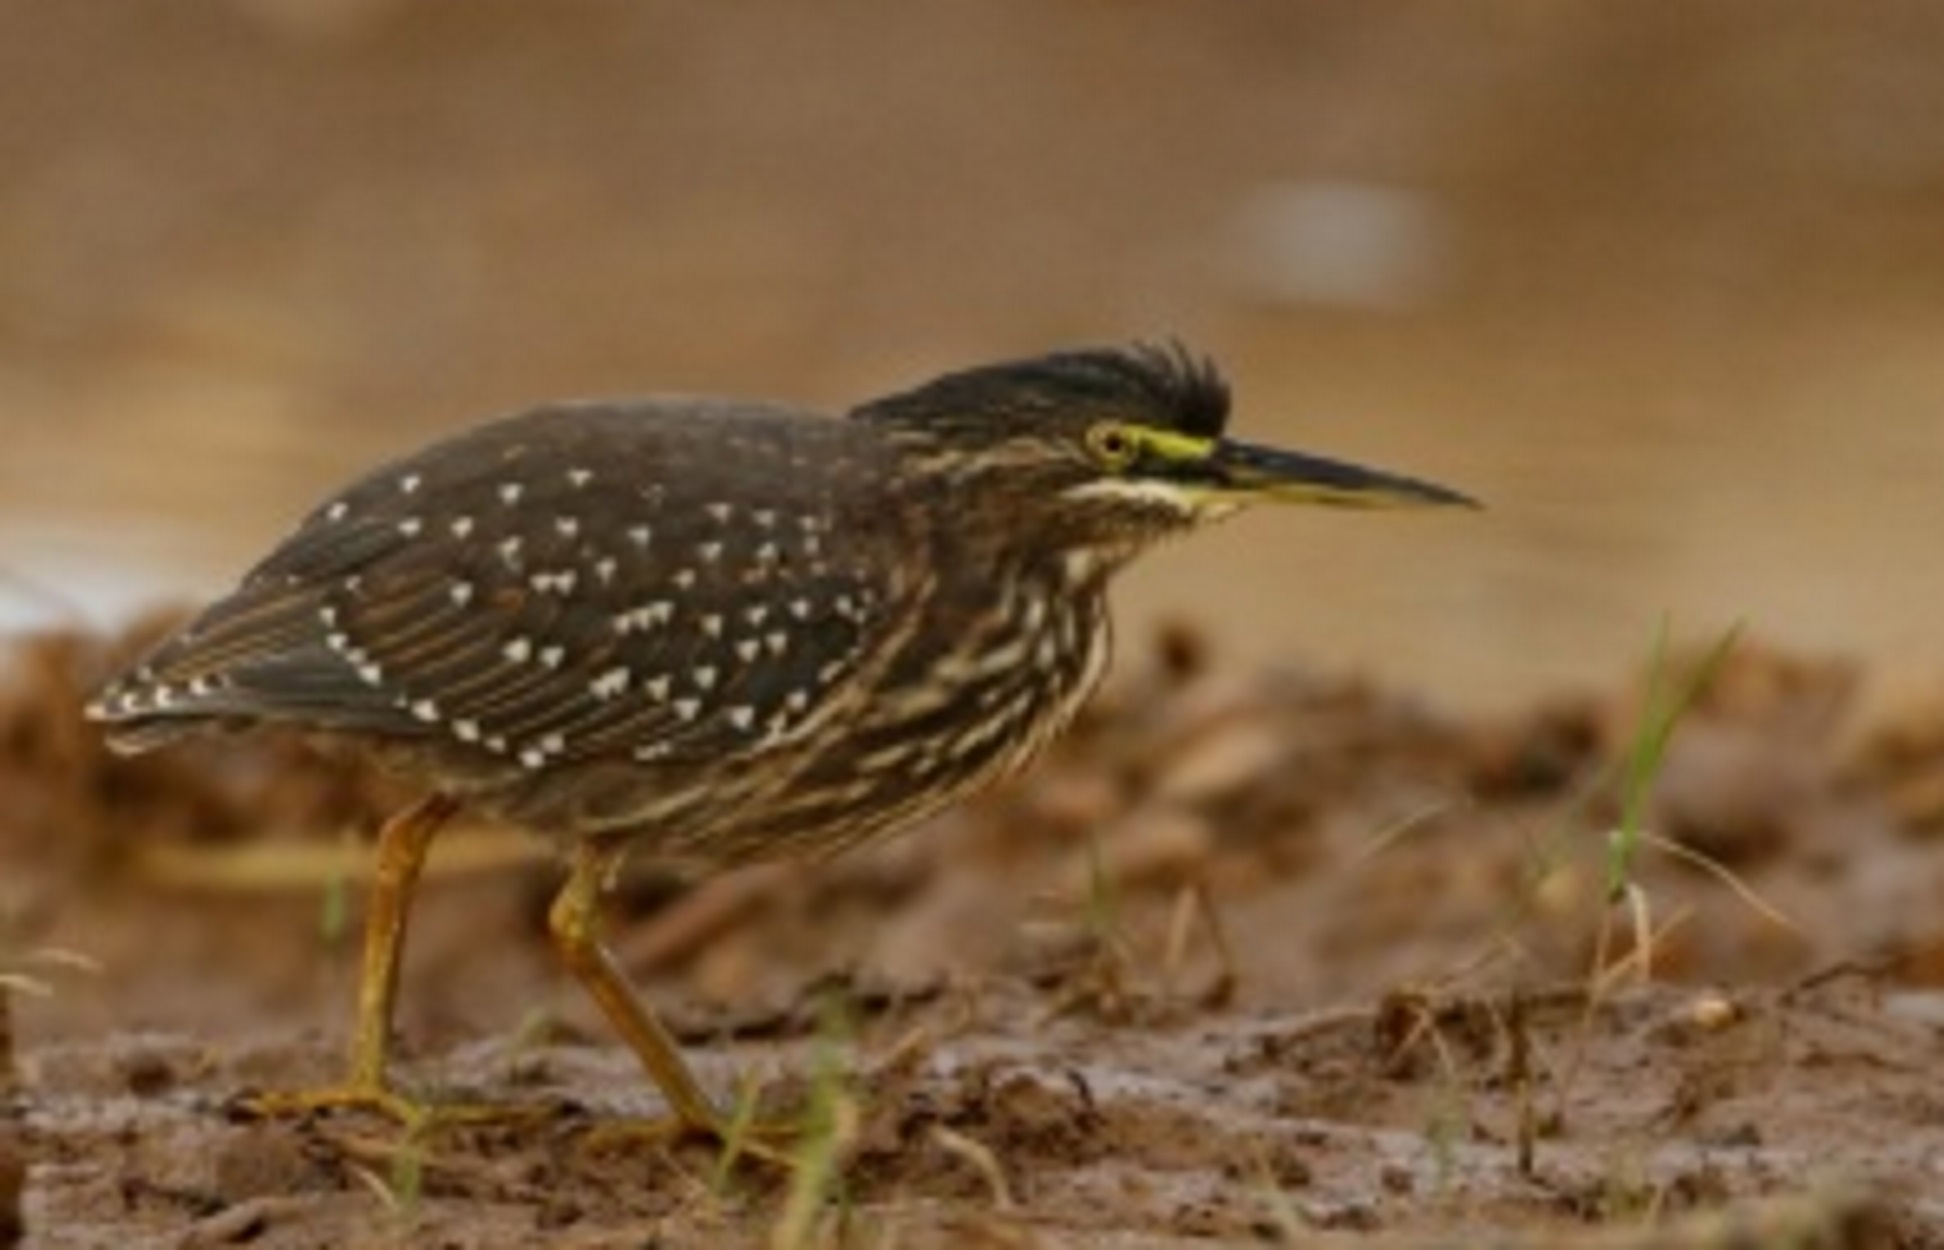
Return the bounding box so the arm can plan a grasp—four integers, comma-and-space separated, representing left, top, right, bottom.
90, 397, 918, 791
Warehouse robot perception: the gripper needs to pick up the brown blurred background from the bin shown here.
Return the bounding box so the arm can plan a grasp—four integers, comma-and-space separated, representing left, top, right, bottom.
5, 1, 1944, 710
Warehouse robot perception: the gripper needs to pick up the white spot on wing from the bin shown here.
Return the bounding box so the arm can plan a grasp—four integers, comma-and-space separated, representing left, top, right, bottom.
397, 517, 423, 537
499, 482, 524, 505
399, 472, 422, 494
411, 699, 440, 722
503, 638, 532, 664
614, 602, 674, 634
450, 516, 474, 539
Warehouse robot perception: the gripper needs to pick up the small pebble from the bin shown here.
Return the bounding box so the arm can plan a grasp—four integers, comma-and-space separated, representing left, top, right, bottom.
1684, 990, 1742, 1032
1153, 721, 1286, 807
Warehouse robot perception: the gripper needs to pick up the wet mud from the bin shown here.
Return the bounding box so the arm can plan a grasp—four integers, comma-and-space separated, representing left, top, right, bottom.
2, 621, 1940, 1246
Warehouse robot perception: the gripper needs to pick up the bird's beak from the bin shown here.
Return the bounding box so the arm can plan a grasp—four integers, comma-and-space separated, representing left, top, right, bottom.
1203, 438, 1478, 510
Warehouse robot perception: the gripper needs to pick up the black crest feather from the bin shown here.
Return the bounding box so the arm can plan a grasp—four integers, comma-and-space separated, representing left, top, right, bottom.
853, 342, 1232, 438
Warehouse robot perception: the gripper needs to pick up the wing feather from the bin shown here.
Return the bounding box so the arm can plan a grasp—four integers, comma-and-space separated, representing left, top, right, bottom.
91, 400, 915, 773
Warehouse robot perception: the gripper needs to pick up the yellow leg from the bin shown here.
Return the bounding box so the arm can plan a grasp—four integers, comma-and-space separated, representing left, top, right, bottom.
244, 792, 460, 1124
548, 843, 728, 1137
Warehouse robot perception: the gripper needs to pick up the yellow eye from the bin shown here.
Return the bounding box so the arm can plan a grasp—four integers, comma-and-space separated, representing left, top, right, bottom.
1085, 423, 1139, 470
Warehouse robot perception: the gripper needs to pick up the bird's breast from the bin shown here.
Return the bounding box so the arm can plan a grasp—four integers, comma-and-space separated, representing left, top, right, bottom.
658, 566, 1113, 864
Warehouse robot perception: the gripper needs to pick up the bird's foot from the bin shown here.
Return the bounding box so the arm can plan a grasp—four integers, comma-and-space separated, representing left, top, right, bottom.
573, 1112, 803, 1169
233, 1081, 565, 1135
575, 1080, 867, 1181
572, 1085, 819, 1169
235, 1081, 425, 1127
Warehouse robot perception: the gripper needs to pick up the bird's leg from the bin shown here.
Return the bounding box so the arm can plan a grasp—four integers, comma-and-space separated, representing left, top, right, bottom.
548, 843, 766, 1146
242, 792, 460, 1125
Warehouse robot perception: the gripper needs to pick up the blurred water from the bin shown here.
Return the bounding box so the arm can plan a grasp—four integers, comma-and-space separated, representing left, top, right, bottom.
6, 3, 1944, 712
11, 304, 1944, 715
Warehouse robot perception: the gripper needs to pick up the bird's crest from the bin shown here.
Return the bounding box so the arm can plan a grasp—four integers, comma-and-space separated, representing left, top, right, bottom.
851, 342, 1231, 439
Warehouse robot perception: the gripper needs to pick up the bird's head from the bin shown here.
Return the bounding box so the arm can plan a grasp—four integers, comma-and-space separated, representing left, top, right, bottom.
852, 343, 1475, 568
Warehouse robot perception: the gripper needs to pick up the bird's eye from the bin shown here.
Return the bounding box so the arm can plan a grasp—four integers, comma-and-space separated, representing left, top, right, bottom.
1085, 423, 1139, 470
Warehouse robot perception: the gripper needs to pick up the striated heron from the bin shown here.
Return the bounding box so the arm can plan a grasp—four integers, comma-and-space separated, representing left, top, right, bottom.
88, 344, 1473, 1138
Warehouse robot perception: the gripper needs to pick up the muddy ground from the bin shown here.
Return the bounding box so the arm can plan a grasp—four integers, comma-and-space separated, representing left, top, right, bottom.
7, 4, 1944, 1247
1, 621, 1940, 1248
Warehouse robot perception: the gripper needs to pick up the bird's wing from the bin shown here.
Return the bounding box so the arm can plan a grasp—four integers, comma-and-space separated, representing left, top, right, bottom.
91, 400, 915, 768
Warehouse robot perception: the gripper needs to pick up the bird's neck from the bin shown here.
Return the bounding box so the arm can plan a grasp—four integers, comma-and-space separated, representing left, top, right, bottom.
855, 541, 1113, 773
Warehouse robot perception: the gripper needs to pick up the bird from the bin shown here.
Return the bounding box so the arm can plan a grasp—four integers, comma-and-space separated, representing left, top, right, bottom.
87, 343, 1473, 1139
